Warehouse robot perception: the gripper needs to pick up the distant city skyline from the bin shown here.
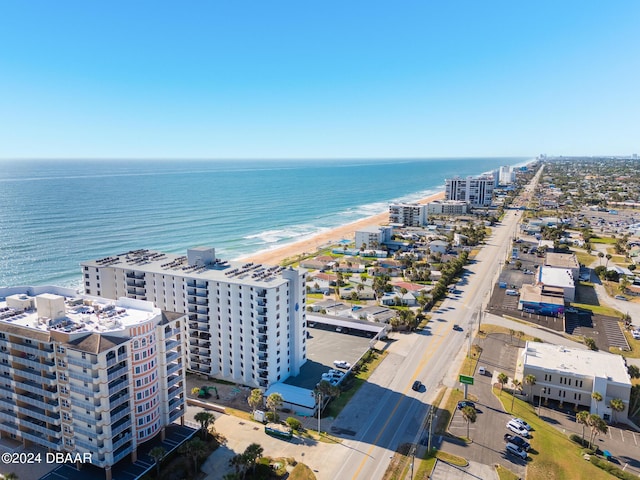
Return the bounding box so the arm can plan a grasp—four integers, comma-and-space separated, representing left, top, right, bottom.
0, 1, 638, 159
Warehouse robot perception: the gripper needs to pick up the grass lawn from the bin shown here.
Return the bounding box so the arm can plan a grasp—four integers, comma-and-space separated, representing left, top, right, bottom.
591, 236, 617, 244
496, 464, 520, 480
494, 389, 614, 480
479, 323, 540, 343
614, 328, 640, 358
571, 302, 624, 318
573, 249, 595, 267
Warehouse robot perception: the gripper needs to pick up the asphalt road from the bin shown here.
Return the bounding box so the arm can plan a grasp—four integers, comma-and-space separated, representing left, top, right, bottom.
322, 204, 531, 480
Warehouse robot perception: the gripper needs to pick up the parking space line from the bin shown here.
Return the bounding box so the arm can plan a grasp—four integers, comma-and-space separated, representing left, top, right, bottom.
633, 432, 637, 446
620, 429, 625, 442
608, 428, 613, 439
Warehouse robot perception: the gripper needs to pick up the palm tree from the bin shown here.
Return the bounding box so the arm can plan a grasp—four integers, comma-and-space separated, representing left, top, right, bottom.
609, 398, 625, 424
605, 254, 612, 269
598, 252, 605, 265
266, 392, 283, 422
524, 374, 536, 400
179, 437, 207, 476
592, 391, 603, 415
194, 410, 216, 440
576, 410, 589, 445
497, 373, 509, 395
243, 443, 264, 476
149, 446, 166, 479
461, 406, 477, 440
511, 379, 522, 412
248, 388, 263, 412
588, 414, 608, 449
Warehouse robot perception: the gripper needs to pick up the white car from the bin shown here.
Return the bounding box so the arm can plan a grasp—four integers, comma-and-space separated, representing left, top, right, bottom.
511, 417, 532, 431
333, 360, 351, 369
507, 420, 530, 437
505, 442, 528, 459
632, 330, 640, 340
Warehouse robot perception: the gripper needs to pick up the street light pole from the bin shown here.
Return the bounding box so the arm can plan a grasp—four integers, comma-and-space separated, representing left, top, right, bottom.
317, 392, 321, 435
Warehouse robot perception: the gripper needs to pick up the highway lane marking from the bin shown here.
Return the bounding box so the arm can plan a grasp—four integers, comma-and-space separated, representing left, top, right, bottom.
350, 322, 450, 480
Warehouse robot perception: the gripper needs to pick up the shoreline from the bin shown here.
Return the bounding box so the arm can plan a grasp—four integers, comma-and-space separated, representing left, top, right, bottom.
242, 191, 445, 265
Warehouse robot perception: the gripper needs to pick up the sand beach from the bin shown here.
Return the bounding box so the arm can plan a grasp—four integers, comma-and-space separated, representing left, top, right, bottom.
244, 191, 445, 265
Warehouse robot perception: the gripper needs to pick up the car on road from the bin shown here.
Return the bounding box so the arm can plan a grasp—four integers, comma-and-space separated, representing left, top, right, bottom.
505, 442, 528, 459
615, 295, 628, 301
504, 433, 530, 451
412, 380, 422, 392
478, 366, 486, 375
457, 400, 476, 410
452, 324, 463, 331
333, 360, 351, 369
511, 417, 532, 431
507, 420, 530, 437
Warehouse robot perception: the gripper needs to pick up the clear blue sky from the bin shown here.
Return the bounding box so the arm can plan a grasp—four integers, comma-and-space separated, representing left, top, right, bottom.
1, 1, 638, 159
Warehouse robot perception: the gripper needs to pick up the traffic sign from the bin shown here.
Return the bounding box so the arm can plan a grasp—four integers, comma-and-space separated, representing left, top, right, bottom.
459, 375, 474, 385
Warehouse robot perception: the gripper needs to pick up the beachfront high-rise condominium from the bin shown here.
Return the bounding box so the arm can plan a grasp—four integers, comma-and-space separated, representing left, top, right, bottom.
389, 203, 427, 227
0, 286, 187, 471
445, 175, 495, 207
81, 247, 307, 389
426, 200, 468, 216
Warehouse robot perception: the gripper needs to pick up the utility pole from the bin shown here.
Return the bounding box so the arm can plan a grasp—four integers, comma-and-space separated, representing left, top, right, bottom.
427, 404, 435, 455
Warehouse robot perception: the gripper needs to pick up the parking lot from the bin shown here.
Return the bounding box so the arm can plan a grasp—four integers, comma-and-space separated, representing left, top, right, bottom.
441, 333, 527, 479
284, 322, 375, 390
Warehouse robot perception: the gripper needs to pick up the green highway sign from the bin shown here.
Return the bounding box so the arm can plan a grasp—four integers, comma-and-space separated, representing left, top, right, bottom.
459, 375, 474, 385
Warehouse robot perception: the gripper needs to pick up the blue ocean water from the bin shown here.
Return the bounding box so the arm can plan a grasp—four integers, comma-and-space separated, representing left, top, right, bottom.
0, 158, 528, 289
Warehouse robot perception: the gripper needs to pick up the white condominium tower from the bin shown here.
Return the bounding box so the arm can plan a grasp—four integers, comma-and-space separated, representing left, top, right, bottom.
0, 287, 187, 474
81, 246, 307, 389
445, 175, 495, 207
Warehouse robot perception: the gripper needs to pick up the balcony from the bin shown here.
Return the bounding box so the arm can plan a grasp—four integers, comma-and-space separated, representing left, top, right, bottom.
18, 406, 59, 425
166, 351, 179, 363
13, 369, 57, 386
168, 385, 184, 398
12, 355, 56, 372
165, 339, 180, 351
69, 396, 99, 411
69, 370, 99, 383
108, 378, 129, 396
20, 417, 60, 436
111, 419, 132, 436
11, 343, 54, 357
73, 424, 103, 438
169, 407, 184, 423
257, 335, 268, 344
109, 392, 130, 410
110, 406, 129, 424
75, 437, 105, 453
112, 433, 132, 451
256, 316, 267, 326
166, 374, 181, 388
113, 446, 133, 464
19, 392, 58, 411
20, 429, 62, 450
72, 410, 102, 425
168, 397, 183, 409
107, 365, 128, 382
257, 327, 267, 334
166, 362, 182, 376
70, 384, 99, 397
106, 355, 128, 368
13, 379, 49, 395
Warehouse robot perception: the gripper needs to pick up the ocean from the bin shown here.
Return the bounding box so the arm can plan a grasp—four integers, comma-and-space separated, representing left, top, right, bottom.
0, 157, 528, 289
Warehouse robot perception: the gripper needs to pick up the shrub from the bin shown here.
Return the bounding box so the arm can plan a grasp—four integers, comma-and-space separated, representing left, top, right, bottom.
286, 417, 302, 431
590, 456, 638, 480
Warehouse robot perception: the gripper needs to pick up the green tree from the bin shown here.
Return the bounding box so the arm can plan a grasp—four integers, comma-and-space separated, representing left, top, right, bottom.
609, 398, 625, 423
243, 443, 264, 476
511, 379, 522, 412
179, 437, 207, 476
576, 410, 589, 445
628, 364, 640, 379
266, 392, 283, 422
461, 406, 477, 440
524, 374, 536, 400
248, 388, 263, 412
149, 446, 166, 479
286, 417, 302, 431
194, 410, 216, 440
587, 414, 608, 449
592, 391, 603, 415
584, 337, 597, 351
497, 373, 509, 395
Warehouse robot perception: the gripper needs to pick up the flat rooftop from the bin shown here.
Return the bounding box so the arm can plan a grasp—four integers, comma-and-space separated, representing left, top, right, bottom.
0, 290, 160, 338
522, 341, 631, 385
545, 252, 580, 270
82, 248, 293, 288
519, 284, 564, 305
538, 266, 574, 288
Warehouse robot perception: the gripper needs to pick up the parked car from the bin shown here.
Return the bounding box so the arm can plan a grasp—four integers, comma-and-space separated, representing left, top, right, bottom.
505, 442, 528, 459
511, 417, 532, 431
506, 289, 519, 296
632, 330, 640, 340
412, 380, 422, 392
333, 360, 351, 369
457, 400, 476, 410
504, 433, 530, 451
478, 366, 486, 375
615, 295, 628, 301
507, 420, 530, 437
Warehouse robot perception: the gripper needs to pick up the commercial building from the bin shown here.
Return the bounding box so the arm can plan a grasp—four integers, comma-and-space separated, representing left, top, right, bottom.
445, 175, 495, 207
0, 286, 187, 476
81, 247, 307, 389
426, 200, 468, 216
389, 203, 427, 227
544, 252, 580, 281
520, 342, 632, 422
536, 266, 575, 302
354, 226, 393, 250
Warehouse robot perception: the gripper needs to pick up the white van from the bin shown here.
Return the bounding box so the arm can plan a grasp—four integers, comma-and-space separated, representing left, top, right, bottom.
478, 366, 486, 375
506, 289, 519, 296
